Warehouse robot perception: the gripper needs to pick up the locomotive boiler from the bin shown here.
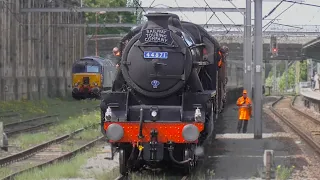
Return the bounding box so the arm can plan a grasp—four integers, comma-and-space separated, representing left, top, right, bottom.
100, 13, 228, 175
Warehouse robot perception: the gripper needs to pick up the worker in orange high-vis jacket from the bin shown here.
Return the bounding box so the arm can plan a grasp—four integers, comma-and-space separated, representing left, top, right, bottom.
236, 90, 252, 133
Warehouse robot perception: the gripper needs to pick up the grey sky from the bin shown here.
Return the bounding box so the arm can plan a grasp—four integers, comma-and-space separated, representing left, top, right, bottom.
140, 0, 320, 31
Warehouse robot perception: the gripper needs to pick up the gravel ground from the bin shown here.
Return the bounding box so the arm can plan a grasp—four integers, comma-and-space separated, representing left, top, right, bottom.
276, 97, 320, 143
79, 143, 119, 178
269, 96, 320, 179
57, 142, 119, 180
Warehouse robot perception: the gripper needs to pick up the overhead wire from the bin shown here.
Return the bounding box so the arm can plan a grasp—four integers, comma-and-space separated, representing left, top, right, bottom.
194, 0, 201, 7
227, 0, 244, 16
271, 23, 303, 29
222, 12, 242, 32
148, 0, 156, 8
203, 13, 215, 28
262, 0, 284, 20
202, 0, 230, 33
263, 2, 296, 32
308, 8, 320, 23
132, 0, 146, 13
283, 0, 320, 8
174, 0, 192, 22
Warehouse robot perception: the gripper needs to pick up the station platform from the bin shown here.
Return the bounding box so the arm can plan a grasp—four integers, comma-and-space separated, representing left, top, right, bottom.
197, 96, 309, 179
299, 88, 320, 112
300, 88, 320, 101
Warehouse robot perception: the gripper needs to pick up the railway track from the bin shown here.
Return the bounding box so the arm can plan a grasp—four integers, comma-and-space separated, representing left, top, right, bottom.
4, 114, 60, 136
3, 105, 100, 136
0, 124, 102, 180
270, 95, 320, 155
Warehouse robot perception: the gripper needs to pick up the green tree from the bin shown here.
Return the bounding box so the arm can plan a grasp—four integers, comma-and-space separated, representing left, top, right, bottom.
278, 60, 307, 92
278, 65, 295, 92
84, 0, 142, 34
299, 60, 307, 81
265, 76, 273, 88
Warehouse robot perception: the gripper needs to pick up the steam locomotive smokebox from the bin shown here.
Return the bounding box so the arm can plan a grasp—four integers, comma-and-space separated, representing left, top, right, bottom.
120, 13, 193, 98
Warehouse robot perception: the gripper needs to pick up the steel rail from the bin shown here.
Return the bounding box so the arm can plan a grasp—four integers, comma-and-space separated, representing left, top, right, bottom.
4, 114, 60, 136
0, 123, 99, 167
2, 135, 103, 180
4, 105, 99, 136
5, 121, 55, 136
289, 95, 320, 125
0, 113, 20, 118
4, 114, 59, 128
270, 96, 320, 155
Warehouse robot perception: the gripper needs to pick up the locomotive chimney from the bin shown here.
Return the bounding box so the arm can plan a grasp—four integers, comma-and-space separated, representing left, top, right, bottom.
145, 13, 172, 29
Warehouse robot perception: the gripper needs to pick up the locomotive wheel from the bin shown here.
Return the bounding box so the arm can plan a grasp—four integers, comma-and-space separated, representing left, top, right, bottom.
119, 148, 130, 175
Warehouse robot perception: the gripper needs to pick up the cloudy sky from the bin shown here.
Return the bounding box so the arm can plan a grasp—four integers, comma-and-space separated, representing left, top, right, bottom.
139, 0, 320, 31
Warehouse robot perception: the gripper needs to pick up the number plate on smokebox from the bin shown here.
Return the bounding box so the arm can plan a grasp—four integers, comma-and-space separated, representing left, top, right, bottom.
143, 51, 168, 59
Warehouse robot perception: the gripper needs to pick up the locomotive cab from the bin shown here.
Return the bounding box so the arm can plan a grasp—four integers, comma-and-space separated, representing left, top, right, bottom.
100, 13, 227, 175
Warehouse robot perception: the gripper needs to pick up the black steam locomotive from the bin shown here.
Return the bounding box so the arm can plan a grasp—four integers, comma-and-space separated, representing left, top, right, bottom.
100, 13, 228, 175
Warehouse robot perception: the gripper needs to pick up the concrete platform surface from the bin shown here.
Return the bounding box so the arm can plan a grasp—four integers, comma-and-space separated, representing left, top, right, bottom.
300, 88, 320, 101
197, 99, 308, 179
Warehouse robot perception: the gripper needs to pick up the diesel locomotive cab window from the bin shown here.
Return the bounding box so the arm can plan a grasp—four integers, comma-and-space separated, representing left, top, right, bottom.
72, 64, 86, 73
72, 64, 100, 73
86, 65, 100, 73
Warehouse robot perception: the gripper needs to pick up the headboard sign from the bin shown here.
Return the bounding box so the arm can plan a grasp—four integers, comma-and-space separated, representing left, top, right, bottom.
139, 29, 173, 45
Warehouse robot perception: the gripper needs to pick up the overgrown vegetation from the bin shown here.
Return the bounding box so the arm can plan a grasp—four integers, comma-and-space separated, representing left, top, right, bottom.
11, 141, 121, 180
84, 0, 143, 35
0, 128, 102, 179
13, 146, 101, 180
0, 98, 99, 124
276, 165, 295, 180
13, 110, 100, 149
